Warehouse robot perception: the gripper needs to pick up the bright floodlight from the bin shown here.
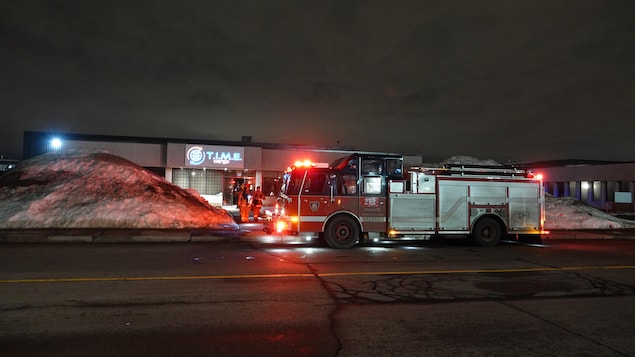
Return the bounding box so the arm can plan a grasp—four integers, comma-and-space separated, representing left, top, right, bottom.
50, 138, 62, 150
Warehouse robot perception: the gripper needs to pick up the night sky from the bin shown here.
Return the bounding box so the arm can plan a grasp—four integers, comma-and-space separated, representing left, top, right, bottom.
1, 0, 634, 163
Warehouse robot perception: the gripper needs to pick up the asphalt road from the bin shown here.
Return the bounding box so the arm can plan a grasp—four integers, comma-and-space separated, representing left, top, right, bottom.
1, 231, 634, 357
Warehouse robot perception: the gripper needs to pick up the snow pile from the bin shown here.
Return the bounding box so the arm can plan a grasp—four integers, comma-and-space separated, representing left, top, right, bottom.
440, 156, 502, 166
545, 195, 635, 229
417, 155, 502, 168
0, 151, 238, 230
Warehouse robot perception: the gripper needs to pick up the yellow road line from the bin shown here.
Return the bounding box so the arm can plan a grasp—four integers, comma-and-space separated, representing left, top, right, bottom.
1, 265, 634, 284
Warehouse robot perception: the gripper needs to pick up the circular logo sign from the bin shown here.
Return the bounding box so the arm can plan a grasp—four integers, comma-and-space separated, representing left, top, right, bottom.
187, 146, 205, 165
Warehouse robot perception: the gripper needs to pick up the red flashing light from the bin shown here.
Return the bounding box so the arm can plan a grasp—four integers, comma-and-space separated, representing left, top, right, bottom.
294, 160, 314, 168
285, 160, 316, 173
525, 171, 544, 180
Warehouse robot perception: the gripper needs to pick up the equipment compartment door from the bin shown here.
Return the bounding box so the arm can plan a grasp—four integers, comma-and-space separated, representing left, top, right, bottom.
389, 194, 436, 231
437, 181, 469, 231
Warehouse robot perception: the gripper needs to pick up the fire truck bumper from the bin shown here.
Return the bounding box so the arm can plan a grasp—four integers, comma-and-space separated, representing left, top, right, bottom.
263, 217, 297, 235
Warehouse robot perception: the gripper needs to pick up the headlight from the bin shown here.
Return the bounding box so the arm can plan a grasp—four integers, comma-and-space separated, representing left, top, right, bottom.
276, 221, 287, 233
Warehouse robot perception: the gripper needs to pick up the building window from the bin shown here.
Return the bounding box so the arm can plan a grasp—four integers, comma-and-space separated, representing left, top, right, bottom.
593, 181, 602, 202
607, 181, 619, 203
172, 168, 222, 195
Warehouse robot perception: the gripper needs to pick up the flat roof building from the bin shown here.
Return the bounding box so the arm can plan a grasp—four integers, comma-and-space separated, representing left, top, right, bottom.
19, 131, 635, 212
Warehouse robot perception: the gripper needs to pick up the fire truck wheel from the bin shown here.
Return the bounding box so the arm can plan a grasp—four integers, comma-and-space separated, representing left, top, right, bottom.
324, 216, 360, 249
472, 217, 502, 247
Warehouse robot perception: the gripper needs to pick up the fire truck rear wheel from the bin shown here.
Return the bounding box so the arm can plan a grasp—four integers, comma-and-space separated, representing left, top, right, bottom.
324, 216, 360, 249
472, 217, 502, 247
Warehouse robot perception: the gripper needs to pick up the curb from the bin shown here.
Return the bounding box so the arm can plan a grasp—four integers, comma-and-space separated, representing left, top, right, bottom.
0, 229, 239, 243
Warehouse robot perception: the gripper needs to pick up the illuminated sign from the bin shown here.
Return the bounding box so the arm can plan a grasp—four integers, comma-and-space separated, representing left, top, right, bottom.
185, 145, 245, 169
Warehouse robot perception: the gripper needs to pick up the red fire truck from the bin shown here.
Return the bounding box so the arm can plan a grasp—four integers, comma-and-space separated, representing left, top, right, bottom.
264, 153, 546, 248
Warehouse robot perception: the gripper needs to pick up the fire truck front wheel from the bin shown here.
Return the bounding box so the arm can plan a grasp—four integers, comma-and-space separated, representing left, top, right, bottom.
472, 217, 503, 247
324, 216, 360, 249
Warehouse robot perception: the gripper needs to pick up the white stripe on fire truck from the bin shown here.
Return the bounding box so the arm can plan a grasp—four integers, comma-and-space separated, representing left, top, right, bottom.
299, 216, 328, 222
298, 216, 386, 223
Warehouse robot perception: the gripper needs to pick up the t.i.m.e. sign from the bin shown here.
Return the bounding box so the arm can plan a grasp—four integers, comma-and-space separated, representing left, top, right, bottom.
185, 144, 245, 169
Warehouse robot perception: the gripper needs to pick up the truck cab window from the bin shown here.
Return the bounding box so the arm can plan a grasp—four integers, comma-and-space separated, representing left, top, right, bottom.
385, 158, 403, 178
363, 176, 382, 194
362, 159, 382, 175
338, 174, 358, 195
285, 174, 303, 195
303, 173, 327, 194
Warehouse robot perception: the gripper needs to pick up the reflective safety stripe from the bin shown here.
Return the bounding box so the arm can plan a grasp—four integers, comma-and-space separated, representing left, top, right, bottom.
299, 216, 328, 222
360, 216, 386, 223
298, 216, 386, 223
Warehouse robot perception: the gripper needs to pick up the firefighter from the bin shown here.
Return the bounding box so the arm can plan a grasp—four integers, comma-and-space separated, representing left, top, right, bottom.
251, 186, 264, 222
237, 184, 251, 223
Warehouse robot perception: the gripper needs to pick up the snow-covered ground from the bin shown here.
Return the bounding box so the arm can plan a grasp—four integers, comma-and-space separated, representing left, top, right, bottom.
0, 152, 633, 231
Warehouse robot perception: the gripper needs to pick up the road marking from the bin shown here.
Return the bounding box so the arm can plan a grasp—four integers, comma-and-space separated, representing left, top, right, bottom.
1, 265, 634, 284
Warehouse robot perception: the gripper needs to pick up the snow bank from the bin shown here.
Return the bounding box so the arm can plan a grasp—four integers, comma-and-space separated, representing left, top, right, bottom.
545, 195, 635, 230
0, 151, 238, 230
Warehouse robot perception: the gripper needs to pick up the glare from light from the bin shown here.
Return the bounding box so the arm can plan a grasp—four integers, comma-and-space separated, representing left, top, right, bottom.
50, 138, 62, 150
300, 248, 315, 255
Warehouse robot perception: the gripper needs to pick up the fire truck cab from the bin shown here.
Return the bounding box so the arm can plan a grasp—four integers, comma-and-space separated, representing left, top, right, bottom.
265, 153, 545, 249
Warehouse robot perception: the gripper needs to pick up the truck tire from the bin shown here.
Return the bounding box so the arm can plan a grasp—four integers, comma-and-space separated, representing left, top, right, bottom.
324, 215, 359, 249
472, 217, 502, 247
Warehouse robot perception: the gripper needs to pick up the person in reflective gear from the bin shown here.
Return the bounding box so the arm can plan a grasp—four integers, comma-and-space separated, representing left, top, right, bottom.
251, 186, 264, 222
237, 184, 251, 223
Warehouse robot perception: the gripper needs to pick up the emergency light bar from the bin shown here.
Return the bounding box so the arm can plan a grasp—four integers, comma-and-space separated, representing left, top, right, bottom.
286, 160, 329, 172
294, 160, 314, 168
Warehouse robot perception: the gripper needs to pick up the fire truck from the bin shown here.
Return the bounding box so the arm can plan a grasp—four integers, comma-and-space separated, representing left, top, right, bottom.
264, 153, 546, 249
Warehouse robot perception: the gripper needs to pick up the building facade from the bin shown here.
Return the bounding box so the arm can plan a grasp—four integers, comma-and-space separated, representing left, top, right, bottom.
528, 161, 635, 212
22, 131, 422, 207
20, 131, 635, 212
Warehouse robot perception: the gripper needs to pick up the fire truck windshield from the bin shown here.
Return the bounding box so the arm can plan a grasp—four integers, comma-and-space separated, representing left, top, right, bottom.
282, 171, 303, 195
283, 170, 328, 195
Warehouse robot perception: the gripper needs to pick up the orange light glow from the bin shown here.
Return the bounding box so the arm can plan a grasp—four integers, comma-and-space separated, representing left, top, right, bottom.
535, 173, 544, 180
293, 160, 314, 168
276, 221, 287, 233
290, 216, 299, 223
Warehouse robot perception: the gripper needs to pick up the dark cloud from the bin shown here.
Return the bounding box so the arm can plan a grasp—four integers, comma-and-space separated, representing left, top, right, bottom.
1, 0, 634, 163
